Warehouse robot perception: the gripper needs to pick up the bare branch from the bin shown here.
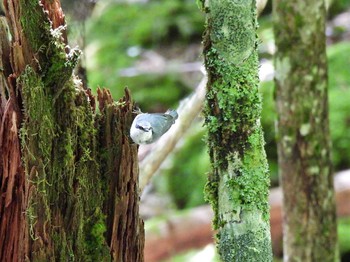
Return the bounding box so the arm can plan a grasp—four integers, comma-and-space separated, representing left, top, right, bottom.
139, 75, 207, 192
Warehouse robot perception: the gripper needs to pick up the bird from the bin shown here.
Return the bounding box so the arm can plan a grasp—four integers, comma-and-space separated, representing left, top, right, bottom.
130, 109, 178, 144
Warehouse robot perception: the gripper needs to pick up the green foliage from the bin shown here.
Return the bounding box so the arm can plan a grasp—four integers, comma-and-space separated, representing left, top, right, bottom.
328, 0, 350, 17
259, 81, 278, 184
338, 218, 350, 256
327, 42, 350, 169
164, 126, 209, 209
117, 74, 189, 110
86, 0, 204, 109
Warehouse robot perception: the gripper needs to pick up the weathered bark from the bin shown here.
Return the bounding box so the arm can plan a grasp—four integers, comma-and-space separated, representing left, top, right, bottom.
0, 7, 28, 261
199, 0, 272, 261
98, 88, 144, 262
273, 0, 338, 261
0, 0, 144, 261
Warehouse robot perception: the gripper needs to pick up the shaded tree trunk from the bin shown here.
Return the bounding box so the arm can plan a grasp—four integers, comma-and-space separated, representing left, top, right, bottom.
98, 88, 144, 262
199, 0, 272, 261
0, 0, 143, 261
273, 0, 338, 261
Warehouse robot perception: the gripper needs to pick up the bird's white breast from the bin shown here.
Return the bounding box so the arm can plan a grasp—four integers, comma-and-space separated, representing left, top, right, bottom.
130, 115, 153, 144
130, 127, 152, 144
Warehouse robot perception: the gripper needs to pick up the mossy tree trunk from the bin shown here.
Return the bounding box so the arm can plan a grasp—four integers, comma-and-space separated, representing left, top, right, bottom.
0, 1, 143, 261
199, 0, 272, 261
273, 0, 338, 261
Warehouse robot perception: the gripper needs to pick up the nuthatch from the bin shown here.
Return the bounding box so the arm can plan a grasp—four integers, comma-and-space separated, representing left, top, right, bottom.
130, 109, 178, 144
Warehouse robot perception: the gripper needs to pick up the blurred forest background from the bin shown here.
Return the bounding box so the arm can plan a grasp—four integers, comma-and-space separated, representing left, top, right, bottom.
60, 0, 350, 261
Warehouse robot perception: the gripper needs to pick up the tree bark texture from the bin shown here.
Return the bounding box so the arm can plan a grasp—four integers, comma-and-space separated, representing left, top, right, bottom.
273, 0, 338, 261
0, 0, 144, 261
199, 0, 273, 261
98, 88, 144, 262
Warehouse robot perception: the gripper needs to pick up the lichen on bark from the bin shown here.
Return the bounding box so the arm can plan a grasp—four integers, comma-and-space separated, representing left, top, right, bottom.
273, 0, 338, 261
201, 0, 272, 261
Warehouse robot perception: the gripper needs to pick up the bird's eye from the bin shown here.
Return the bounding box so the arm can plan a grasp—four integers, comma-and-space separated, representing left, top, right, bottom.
136, 124, 144, 130
136, 124, 151, 131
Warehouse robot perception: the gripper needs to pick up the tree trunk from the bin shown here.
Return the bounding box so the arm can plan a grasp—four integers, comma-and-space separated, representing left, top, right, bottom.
97, 88, 144, 262
199, 0, 273, 261
0, 0, 144, 261
273, 0, 338, 261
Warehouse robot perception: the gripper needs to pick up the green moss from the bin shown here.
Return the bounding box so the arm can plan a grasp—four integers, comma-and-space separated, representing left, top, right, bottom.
20, 0, 52, 51
204, 176, 220, 228
43, 47, 81, 90
20, 66, 108, 260
17, 2, 125, 260
84, 208, 110, 261
209, 0, 257, 65
204, 47, 261, 167
19, 67, 55, 246
20, 1, 81, 92
232, 129, 270, 220
201, 0, 272, 260
20, 67, 55, 161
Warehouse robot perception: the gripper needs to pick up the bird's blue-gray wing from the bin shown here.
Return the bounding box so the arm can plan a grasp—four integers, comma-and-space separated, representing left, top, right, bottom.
138, 113, 175, 140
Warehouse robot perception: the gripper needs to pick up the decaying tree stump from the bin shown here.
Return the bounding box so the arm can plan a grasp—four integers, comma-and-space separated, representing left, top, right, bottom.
0, 1, 144, 261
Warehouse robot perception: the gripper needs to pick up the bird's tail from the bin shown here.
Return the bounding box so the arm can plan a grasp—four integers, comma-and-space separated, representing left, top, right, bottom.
165, 109, 178, 120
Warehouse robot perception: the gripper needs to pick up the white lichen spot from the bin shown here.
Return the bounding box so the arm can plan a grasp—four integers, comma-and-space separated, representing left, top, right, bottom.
50, 25, 67, 40
222, 25, 230, 38
307, 166, 320, 175
218, 176, 241, 223
282, 135, 293, 143
275, 57, 291, 84
290, 103, 295, 112
66, 46, 82, 60
73, 76, 83, 91
299, 123, 311, 136
303, 74, 313, 83
227, 152, 242, 179
282, 136, 293, 155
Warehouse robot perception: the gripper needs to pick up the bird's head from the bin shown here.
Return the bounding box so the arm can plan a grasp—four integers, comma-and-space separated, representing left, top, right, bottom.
130, 120, 153, 144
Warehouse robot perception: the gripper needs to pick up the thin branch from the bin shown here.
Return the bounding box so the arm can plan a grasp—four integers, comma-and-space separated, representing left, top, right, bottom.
139, 75, 207, 192
119, 61, 203, 77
